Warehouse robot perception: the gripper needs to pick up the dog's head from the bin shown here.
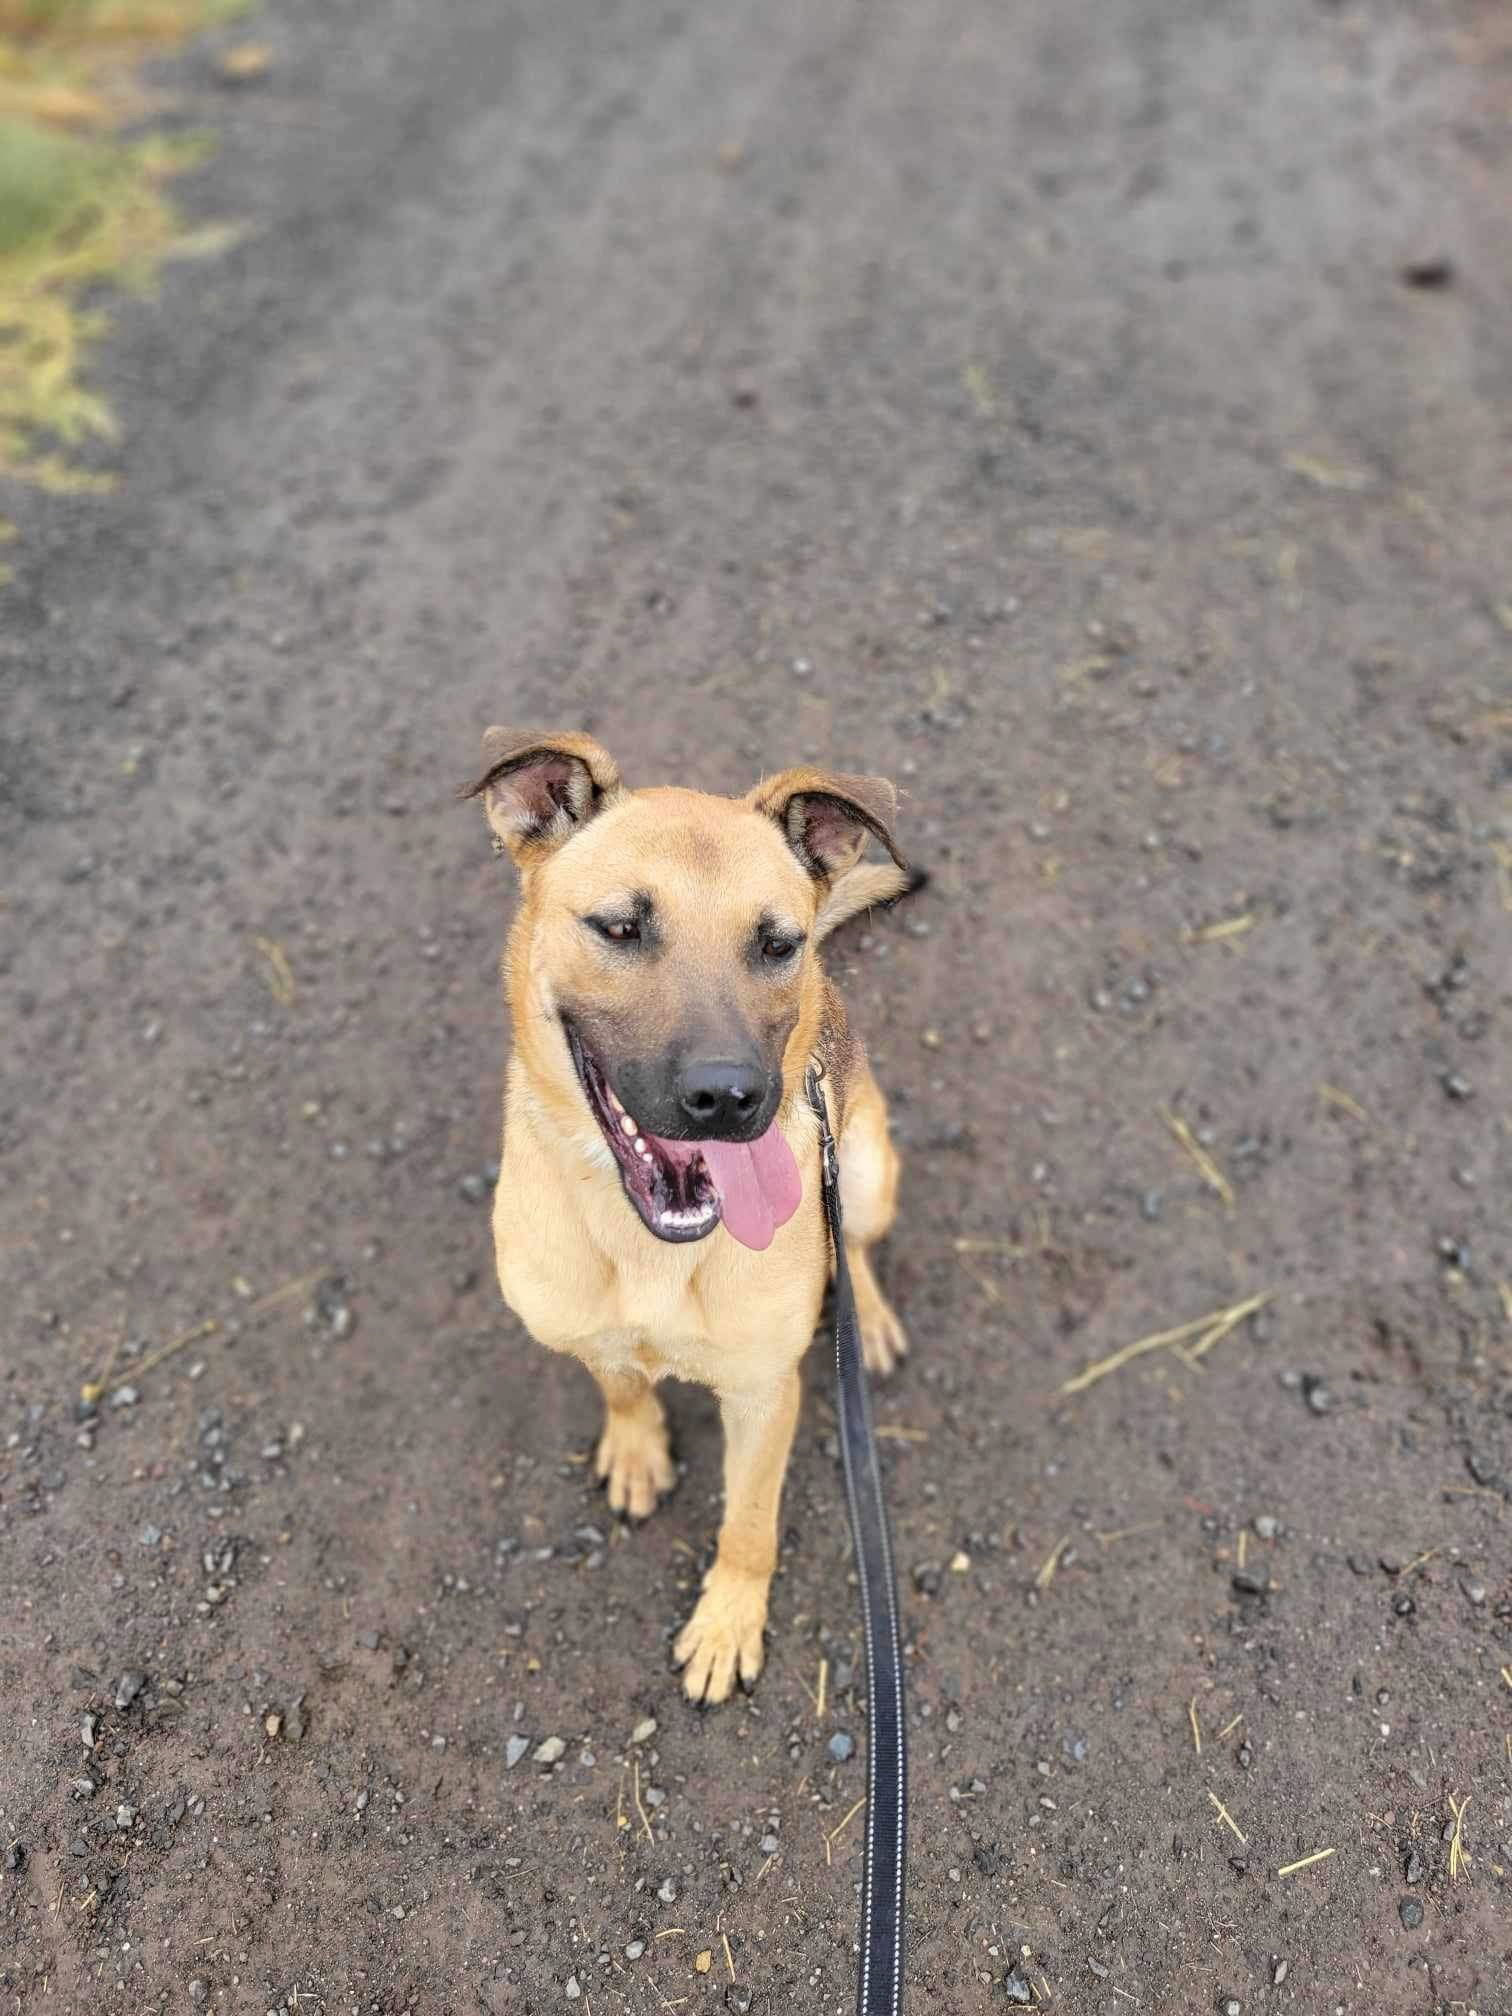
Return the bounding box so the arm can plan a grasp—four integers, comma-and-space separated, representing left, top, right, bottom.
464, 728, 904, 1250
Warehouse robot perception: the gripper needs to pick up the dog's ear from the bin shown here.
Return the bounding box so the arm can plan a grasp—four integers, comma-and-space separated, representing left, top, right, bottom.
462, 728, 623, 863
749, 767, 905, 881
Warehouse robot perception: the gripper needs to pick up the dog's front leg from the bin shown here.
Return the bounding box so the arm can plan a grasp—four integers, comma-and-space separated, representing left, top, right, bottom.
592, 1363, 675, 1522
674, 1370, 800, 1704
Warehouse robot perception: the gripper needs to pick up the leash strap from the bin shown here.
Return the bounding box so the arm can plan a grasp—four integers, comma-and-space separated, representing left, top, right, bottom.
804, 1065, 908, 2016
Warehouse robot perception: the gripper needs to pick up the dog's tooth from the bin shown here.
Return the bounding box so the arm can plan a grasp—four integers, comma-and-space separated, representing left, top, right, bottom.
619, 1113, 636, 1135
639, 1149, 653, 1163
633, 1136, 646, 1153
607, 1088, 624, 1113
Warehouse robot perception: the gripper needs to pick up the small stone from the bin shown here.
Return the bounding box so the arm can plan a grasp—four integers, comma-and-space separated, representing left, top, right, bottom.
911, 1561, 942, 1597
630, 1716, 657, 1745
355, 1630, 380, 1651
949, 1551, 971, 1574
264, 1712, 283, 1739
695, 1952, 712, 1976
1301, 1375, 1331, 1414
1003, 1972, 1032, 2004
115, 1671, 146, 1710
534, 1736, 566, 1765
828, 1731, 855, 1762
624, 1940, 645, 1960
1440, 1070, 1473, 1101
921, 1027, 942, 1050
1231, 1572, 1265, 1597
1393, 1593, 1415, 1617
139, 1525, 163, 1548
114, 1803, 136, 1831
1272, 1960, 1288, 1986
110, 1385, 139, 1409
760, 1833, 779, 1853
657, 1877, 677, 1904
1221, 2000, 1241, 2015
4, 1842, 24, 1874
1404, 1849, 1424, 1885
188, 1982, 209, 2007
1398, 1897, 1424, 1929
725, 1988, 753, 2013
1252, 1515, 1280, 1541
1461, 1580, 1486, 1606
565, 1976, 581, 2000
81, 1714, 99, 1749
505, 1735, 530, 1769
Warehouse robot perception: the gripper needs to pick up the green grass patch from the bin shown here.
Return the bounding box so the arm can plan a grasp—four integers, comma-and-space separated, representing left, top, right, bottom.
0, 0, 245, 492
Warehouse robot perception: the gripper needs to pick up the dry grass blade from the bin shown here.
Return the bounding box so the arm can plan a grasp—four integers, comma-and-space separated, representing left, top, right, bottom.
1277, 1847, 1336, 1878
1162, 1108, 1235, 1210
1206, 1791, 1246, 1844
1187, 1697, 1201, 1754
1036, 1535, 1071, 1590
1059, 1293, 1269, 1395
254, 935, 296, 1006
1318, 1083, 1370, 1123
1183, 911, 1255, 945
1448, 1793, 1471, 1882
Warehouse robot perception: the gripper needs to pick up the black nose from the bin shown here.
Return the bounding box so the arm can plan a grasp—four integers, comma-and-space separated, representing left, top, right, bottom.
675, 1058, 768, 1136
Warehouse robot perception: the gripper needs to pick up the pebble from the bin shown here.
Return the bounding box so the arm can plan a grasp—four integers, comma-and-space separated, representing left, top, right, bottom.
725, 1989, 753, 2013
630, 1716, 657, 1745
565, 1975, 581, 2000
115, 1671, 145, 1710
1272, 1960, 1288, 1986
828, 1731, 855, 1762
760, 1833, 779, 1853
1440, 1070, 1473, 1100
505, 1735, 530, 1769
1252, 1515, 1280, 1541
534, 1736, 566, 1765
1393, 1594, 1415, 1617
110, 1385, 139, 1410
1302, 1376, 1332, 1415
1404, 1849, 1424, 1884
115, 1804, 136, 1830
188, 1982, 209, 2007
1232, 1572, 1265, 1597
624, 1941, 645, 1961
1221, 2000, 1241, 2015
4, 1842, 25, 1873
1461, 1580, 1486, 1606
911, 1561, 942, 1596
657, 1877, 677, 1904
139, 1525, 162, 1548
1003, 1972, 1032, 2004
1399, 1897, 1424, 1929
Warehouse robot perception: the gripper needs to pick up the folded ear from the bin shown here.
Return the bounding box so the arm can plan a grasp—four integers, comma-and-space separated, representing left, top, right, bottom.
462, 728, 623, 863
749, 766, 906, 880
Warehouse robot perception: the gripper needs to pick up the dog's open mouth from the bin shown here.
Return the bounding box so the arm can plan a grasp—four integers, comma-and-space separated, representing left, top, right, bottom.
565, 1026, 802, 1250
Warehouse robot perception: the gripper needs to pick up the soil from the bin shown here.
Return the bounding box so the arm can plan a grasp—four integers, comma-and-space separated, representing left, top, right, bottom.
2, 1, 1510, 2011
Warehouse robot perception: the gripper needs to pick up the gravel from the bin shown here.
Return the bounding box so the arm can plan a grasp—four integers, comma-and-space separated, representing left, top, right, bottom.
828, 1731, 855, 1762
1399, 1897, 1424, 1930
505, 1735, 530, 1769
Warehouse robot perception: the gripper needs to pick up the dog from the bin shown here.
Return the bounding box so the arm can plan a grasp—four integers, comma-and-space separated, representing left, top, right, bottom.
465, 728, 913, 1702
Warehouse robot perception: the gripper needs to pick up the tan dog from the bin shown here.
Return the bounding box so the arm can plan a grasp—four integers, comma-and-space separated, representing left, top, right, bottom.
466, 729, 913, 1702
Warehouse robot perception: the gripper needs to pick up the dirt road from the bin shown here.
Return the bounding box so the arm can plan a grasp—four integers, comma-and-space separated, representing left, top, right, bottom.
3, 2, 1510, 2010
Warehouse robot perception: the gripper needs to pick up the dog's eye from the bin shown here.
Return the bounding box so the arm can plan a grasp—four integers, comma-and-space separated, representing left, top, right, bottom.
761, 934, 801, 963
589, 916, 641, 945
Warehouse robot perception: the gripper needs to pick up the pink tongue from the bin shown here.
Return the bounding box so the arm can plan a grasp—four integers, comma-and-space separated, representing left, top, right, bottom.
652, 1122, 803, 1251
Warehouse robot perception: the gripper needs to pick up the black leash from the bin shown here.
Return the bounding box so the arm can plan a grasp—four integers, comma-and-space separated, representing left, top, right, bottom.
805, 1064, 908, 2016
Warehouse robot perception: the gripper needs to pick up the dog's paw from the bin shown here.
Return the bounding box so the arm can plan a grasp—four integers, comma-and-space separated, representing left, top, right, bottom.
673, 1569, 768, 1704
860, 1298, 909, 1378
595, 1412, 674, 1521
